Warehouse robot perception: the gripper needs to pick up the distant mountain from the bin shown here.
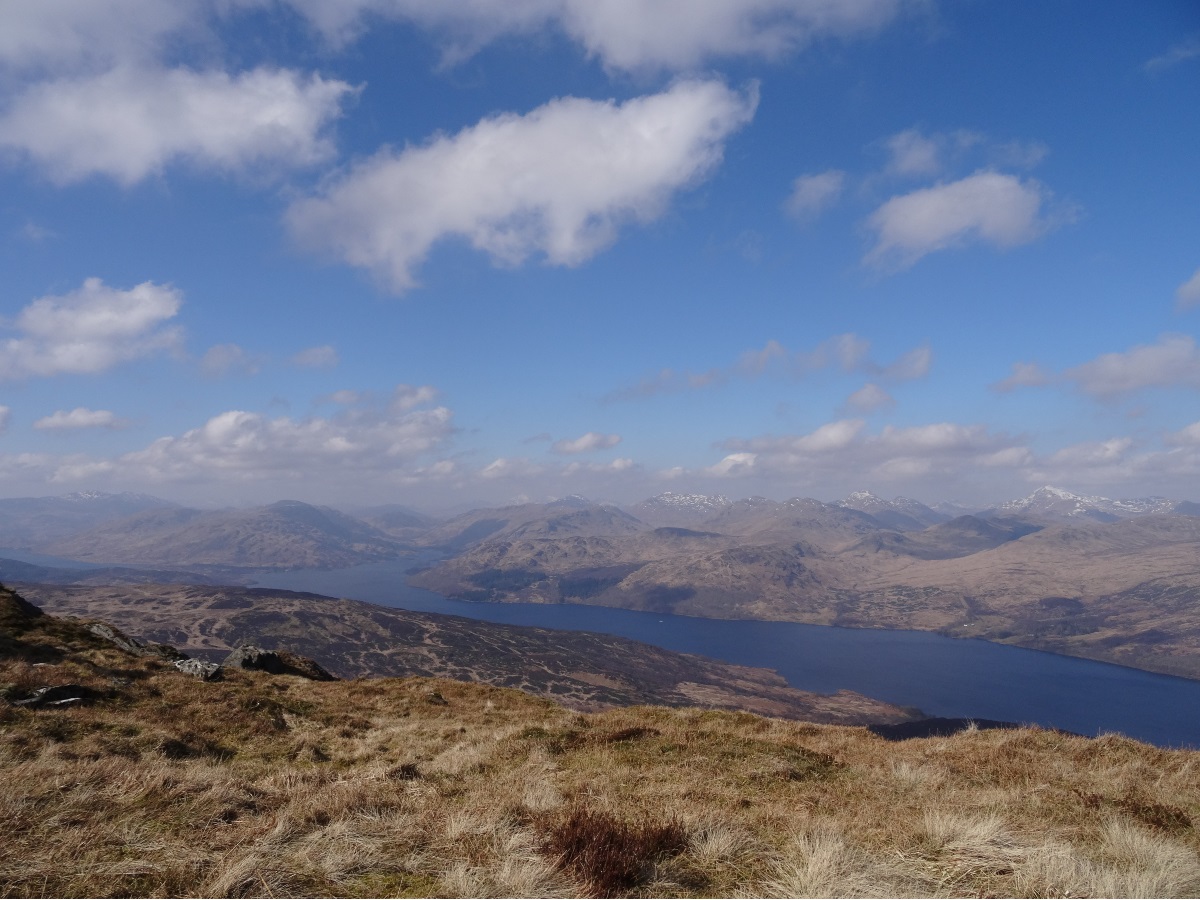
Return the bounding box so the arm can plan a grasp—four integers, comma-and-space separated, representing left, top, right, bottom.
846, 515, 1042, 561
930, 500, 983, 518
627, 492, 733, 527
351, 503, 439, 538
418, 499, 650, 551
710, 497, 884, 550
0, 491, 178, 549
836, 490, 949, 531
47, 500, 406, 569
985, 486, 1184, 523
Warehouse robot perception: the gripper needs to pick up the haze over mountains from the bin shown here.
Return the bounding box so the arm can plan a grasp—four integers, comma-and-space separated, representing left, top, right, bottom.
3, 485, 1199, 680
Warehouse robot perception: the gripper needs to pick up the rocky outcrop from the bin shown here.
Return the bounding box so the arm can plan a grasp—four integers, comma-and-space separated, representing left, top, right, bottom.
87, 622, 185, 661
10, 684, 101, 708
173, 659, 223, 681
223, 646, 337, 681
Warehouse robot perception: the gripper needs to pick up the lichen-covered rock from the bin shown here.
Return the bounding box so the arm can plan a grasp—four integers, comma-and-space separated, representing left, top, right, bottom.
174, 658, 223, 681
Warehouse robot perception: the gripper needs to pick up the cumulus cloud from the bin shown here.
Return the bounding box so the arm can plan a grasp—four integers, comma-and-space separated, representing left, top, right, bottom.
605, 333, 929, 402
845, 383, 893, 413
785, 170, 845, 220
391, 384, 440, 412
1175, 267, 1200, 311
0, 66, 354, 185
1063, 334, 1200, 398
0, 278, 182, 380
290, 345, 339, 369
34, 408, 127, 431
286, 0, 907, 71
1167, 421, 1200, 447
884, 128, 945, 177
286, 80, 758, 291
0, 0, 199, 73
121, 402, 453, 484
709, 419, 1024, 489
200, 343, 260, 377
552, 431, 622, 454
865, 171, 1055, 269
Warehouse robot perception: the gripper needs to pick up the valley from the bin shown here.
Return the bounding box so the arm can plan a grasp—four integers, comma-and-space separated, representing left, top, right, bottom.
3, 485, 1199, 684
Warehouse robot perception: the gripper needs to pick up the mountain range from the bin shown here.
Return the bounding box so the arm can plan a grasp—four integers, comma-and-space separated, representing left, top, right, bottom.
4, 485, 1200, 680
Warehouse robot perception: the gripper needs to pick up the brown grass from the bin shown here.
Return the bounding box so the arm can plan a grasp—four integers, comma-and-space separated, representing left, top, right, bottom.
3, 595, 1200, 897
540, 806, 687, 896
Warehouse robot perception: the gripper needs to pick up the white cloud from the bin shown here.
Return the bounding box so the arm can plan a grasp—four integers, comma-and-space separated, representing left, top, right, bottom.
991, 361, 1052, 392
1175, 267, 1200, 311
552, 431, 622, 454
290, 345, 339, 369
201, 343, 260, 377
0, 66, 353, 185
606, 333, 929, 401
287, 0, 907, 71
391, 384, 441, 412
0, 0, 200, 72
34, 408, 127, 431
845, 383, 893, 413
714, 420, 1024, 490
0, 406, 8, 434
785, 170, 845, 220
563, 457, 635, 475
705, 451, 758, 477
21, 221, 56, 242
1045, 437, 1134, 468
865, 171, 1054, 269
884, 128, 943, 176
0, 278, 182, 380
480, 457, 544, 480
881, 343, 931, 380
994, 336, 1200, 399
1063, 334, 1200, 398
286, 79, 757, 292
1166, 421, 1200, 448
881, 128, 1029, 178
1145, 37, 1200, 72
121, 403, 454, 483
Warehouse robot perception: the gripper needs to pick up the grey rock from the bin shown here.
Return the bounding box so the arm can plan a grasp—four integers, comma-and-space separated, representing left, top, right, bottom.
223, 645, 336, 681
12, 684, 100, 708
174, 658, 223, 681
87, 622, 186, 661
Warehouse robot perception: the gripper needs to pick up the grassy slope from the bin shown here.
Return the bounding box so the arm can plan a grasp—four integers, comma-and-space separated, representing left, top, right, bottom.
3, 588, 1200, 898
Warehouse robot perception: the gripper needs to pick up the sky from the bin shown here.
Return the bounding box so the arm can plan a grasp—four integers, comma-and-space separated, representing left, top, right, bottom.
0, 0, 1198, 512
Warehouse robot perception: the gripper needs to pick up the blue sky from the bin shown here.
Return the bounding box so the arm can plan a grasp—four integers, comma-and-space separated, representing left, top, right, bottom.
1, 0, 1198, 510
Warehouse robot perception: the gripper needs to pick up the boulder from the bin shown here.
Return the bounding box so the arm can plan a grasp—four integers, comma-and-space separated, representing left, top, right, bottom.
174, 658, 223, 681
222, 646, 336, 681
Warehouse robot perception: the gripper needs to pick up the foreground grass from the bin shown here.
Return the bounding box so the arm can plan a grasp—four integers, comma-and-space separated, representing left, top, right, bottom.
2, 594, 1200, 897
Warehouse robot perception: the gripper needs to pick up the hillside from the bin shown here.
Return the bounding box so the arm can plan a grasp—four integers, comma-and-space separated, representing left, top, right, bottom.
3, 586, 1199, 898
0, 491, 176, 549
47, 500, 408, 570
411, 500, 1200, 680
15, 583, 911, 725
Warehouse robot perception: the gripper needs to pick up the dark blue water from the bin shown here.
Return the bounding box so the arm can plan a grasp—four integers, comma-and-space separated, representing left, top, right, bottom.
252, 558, 1200, 749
